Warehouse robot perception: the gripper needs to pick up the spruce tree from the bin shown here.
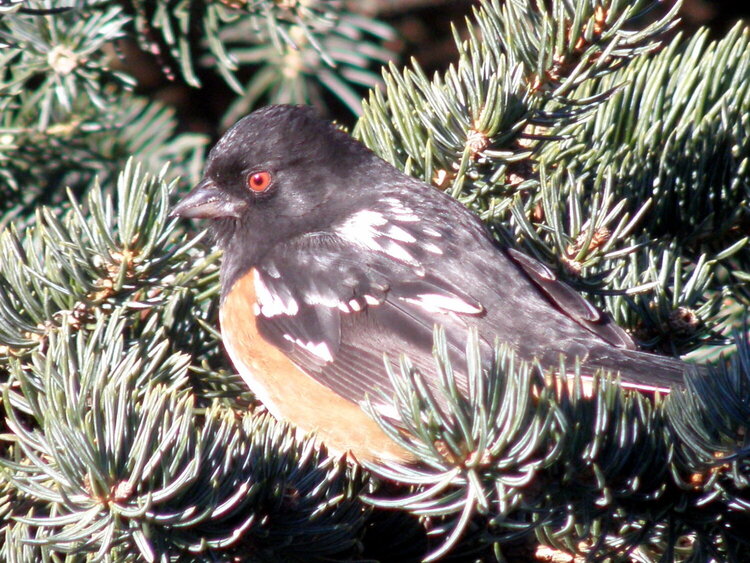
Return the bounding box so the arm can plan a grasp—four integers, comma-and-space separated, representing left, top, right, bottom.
0, 0, 748, 561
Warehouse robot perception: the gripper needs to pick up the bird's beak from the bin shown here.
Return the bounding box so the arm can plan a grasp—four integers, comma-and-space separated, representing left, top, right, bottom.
171, 179, 247, 219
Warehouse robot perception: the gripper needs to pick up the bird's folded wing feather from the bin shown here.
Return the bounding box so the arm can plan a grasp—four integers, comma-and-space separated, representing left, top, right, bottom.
252, 234, 488, 414
505, 248, 636, 350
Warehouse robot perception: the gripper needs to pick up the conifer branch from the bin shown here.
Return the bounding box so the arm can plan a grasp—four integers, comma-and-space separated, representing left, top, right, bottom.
1, 0, 748, 560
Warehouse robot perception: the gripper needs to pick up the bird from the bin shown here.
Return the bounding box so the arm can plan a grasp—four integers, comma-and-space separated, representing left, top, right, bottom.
171, 104, 700, 463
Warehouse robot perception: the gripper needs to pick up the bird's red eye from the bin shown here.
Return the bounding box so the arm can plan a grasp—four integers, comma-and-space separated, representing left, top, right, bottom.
247, 171, 272, 192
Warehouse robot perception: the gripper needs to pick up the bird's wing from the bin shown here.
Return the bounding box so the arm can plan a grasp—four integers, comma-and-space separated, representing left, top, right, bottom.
347, 186, 636, 352
252, 234, 488, 416
505, 248, 636, 350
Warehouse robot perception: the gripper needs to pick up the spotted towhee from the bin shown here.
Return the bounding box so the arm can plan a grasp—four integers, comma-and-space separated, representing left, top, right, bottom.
172, 105, 701, 463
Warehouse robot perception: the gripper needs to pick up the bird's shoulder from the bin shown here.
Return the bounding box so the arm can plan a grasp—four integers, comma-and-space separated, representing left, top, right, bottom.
254, 221, 484, 319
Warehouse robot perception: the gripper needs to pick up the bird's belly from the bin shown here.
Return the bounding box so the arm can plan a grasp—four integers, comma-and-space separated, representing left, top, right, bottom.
220, 270, 414, 463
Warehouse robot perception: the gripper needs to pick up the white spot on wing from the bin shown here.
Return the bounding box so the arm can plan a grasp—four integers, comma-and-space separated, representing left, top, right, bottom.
283, 334, 334, 362
329, 295, 381, 312
423, 242, 444, 255
400, 293, 483, 314
253, 270, 299, 317
367, 401, 401, 421
386, 224, 417, 243
364, 294, 381, 306
337, 210, 422, 270
381, 240, 418, 265
340, 210, 387, 233
393, 213, 420, 222
383, 197, 420, 222
337, 211, 387, 253
264, 262, 281, 278
304, 292, 340, 308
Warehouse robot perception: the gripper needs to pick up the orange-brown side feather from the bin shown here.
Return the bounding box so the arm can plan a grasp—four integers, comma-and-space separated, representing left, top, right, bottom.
220, 268, 415, 464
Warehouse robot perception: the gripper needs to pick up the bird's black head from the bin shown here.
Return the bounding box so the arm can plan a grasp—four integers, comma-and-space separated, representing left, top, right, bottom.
172, 105, 383, 263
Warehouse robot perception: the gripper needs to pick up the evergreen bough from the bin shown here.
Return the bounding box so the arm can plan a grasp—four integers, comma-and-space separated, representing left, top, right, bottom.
0, 0, 748, 560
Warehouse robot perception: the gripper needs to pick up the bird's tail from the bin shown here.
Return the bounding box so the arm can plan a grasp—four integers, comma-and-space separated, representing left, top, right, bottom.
586, 348, 706, 393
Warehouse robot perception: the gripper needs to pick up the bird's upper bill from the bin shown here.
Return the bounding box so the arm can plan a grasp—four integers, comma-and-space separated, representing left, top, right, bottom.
171, 177, 247, 219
